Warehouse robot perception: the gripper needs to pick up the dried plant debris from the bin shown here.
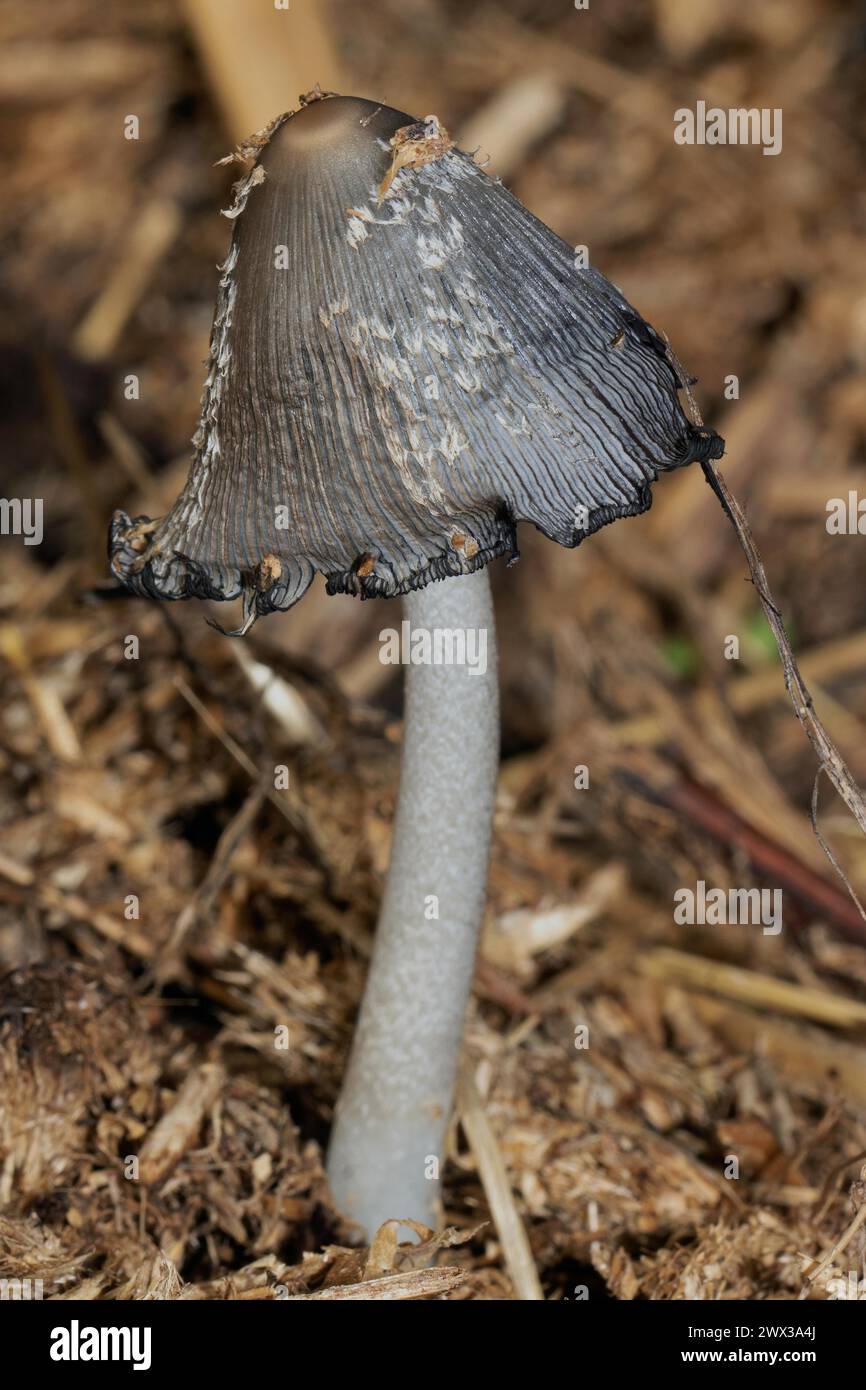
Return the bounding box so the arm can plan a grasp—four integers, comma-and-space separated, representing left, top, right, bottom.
0, 963, 337, 1293
3, 0, 866, 1302
109, 93, 722, 632
3, 572, 866, 1299
0, 958, 485, 1299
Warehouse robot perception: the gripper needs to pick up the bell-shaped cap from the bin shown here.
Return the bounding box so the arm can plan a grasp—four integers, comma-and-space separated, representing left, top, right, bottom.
110, 92, 723, 631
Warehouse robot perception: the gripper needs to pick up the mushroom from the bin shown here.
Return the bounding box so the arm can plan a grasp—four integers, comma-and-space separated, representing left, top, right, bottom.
110, 92, 723, 1236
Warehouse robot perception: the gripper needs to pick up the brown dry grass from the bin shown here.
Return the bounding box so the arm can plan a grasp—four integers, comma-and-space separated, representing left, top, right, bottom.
1, 0, 865, 1300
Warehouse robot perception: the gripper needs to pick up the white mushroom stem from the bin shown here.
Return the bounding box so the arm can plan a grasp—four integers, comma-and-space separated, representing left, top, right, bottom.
327, 568, 499, 1236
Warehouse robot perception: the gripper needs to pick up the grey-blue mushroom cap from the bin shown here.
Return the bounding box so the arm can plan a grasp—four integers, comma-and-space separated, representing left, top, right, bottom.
109, 92, 724, 631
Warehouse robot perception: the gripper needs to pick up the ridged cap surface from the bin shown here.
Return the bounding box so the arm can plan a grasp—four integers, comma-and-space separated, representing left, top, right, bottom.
110, 94, 724, 630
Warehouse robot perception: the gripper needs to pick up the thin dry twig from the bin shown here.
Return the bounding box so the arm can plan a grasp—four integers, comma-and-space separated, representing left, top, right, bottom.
811, 768, 866, 921
137, 1062, 226, 1186
153, 779, 267, 979
805, 1168, 866, 1287
668, 339, 866, 919
457, 1067, 544, 1301
282, 1267, 466, 1300
640, 948, 866, 1029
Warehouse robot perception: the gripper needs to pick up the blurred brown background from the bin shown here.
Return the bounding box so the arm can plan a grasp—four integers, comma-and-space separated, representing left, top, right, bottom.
1, 0, 866, 1301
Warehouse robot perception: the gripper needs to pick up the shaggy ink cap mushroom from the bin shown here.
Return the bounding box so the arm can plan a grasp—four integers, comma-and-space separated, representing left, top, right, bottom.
109, 92, 723, 632
109, 91, 724, 1237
